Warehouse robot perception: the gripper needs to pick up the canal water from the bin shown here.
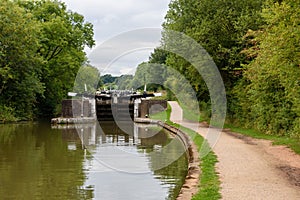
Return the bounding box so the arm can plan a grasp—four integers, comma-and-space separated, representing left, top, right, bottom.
0, 122, 188, 200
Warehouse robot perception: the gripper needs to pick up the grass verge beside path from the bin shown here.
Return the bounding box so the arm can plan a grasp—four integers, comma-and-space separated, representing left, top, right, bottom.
178, 125, 221, 200
150, 105, 221, 200
224, 124, 300, 155
173, 102, 300, 155
164, 104, 300, 155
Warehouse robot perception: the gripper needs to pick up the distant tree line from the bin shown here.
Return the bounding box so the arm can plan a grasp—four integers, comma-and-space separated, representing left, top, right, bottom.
0, 0, 95, 121
99, 74, 134, 90
100, 62, 166, 92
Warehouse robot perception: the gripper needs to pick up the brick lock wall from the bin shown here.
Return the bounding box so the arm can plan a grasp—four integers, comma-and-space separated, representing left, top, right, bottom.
62, 99, 91, 118
138, 100, 167, 118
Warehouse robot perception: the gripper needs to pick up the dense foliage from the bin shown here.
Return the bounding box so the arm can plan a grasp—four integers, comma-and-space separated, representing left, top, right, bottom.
115, 75, 134, 90
0, 0, 95, 120
100, 74, 118, 85
160, 0, 265, 113
99, 74, 134, 90
74, 65, 100, 94
0, 0, 44, 120
134, 0, 299, 137
131, 62, 167, 92
235, 0, 300, 136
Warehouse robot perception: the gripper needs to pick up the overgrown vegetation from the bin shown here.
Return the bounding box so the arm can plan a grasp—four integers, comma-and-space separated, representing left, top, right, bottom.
0, 0, 95, 121
0, 105, 18, 122
140, 0, 300, 139
234, 0, 300, 137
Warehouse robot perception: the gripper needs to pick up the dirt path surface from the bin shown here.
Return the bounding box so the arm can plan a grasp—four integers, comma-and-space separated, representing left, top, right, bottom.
168, 101, 300, 200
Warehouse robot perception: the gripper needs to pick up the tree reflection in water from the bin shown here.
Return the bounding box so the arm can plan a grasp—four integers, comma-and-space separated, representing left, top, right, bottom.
0, 122, 188, 200
0, 123, 93, 200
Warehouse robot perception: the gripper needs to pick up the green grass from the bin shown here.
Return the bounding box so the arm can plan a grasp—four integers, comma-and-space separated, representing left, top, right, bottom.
179, 126, 221, 200
149, 103, 172, 123
150, 100, 205, 123
150, 104, 221, 200
224, 124, 300, 155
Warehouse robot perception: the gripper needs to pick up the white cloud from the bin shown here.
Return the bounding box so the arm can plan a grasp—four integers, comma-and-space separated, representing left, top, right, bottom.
100, 14, 119, 24
88, 28, 162, 76
61, 0, 170, 76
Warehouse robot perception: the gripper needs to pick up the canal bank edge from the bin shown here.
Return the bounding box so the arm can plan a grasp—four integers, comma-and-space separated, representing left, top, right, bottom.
134, 118, 200, 200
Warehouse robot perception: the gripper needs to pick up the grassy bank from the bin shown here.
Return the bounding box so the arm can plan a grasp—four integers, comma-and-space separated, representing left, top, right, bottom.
179, 125, 221, 200
150, 105, 221, 200
224, 124, 300, 155
162, 104, 300, 155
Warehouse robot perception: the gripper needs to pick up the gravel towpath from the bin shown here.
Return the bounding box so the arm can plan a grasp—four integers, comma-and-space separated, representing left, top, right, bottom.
168, 101, 300, 200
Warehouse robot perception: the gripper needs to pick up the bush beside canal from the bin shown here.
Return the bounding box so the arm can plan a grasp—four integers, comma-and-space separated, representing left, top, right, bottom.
0, 105, 19, 123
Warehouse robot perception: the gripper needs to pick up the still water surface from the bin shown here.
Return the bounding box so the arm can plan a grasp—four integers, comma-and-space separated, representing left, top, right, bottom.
0, 122, 188, 199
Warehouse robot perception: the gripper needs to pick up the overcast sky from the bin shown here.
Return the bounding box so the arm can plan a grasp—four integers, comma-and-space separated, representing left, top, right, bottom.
62, 0, 170, 76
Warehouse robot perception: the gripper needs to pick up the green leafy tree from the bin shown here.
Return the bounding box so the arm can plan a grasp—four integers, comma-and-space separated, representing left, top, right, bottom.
0, 0, 44, 120
162, 0, 264, 117
17, 0, 95, 117
115, 75, 134, 90
131, 62, 167, 91
148, 48, 169, 64
235, 0, 300, 137
100, 74, 118, 84
73, 65, 100, 94
131, 63, 147, 90
0, 0, 95, 120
